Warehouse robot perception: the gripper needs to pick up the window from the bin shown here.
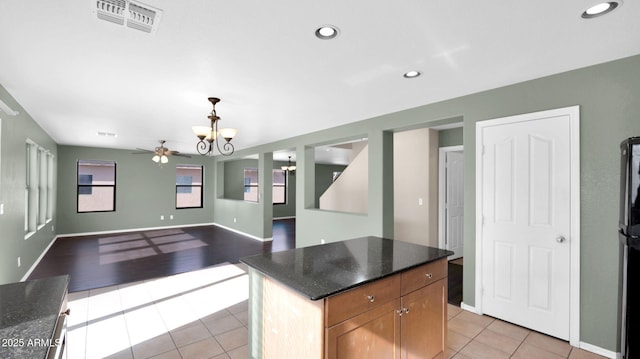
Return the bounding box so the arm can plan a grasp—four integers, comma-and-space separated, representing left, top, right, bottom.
244, 168, 259, 202
273, 169, 286, 204
25, 140, 54, 236
176, 165, 203, 209
77, 160, 116, 213
243, 168, 287, 204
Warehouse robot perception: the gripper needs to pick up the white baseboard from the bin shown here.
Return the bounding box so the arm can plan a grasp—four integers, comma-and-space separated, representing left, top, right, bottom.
460, 302, 479, 314
57, 222, 216, 238
273, 216, 295, 220
21, 234, 59, 282
579, 341, 618, 359
213, 223, 272, 242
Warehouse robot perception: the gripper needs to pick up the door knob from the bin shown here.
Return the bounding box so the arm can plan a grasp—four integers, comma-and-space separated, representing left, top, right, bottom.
556, 235, 566, 243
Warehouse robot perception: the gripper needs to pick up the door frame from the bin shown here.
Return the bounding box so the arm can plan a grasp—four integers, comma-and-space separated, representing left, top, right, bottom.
438, 145, 464, 257
475, 106, 580, 346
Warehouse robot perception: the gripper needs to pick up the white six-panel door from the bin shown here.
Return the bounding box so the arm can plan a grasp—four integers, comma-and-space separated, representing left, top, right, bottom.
476, 106, 580, 343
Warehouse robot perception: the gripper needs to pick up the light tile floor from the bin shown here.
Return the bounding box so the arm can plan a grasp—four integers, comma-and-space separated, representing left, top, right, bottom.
446, 305, 608, 359
65, 263, 609, 359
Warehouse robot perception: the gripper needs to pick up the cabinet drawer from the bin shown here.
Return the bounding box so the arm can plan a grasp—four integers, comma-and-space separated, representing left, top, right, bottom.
401, 259, 446, 295
325, 274, 401, 327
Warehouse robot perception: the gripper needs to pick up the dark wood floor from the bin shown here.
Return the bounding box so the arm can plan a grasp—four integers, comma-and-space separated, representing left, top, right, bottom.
29, 218, 464, 304
29, 219, 296, 292
448, 261, 463, 306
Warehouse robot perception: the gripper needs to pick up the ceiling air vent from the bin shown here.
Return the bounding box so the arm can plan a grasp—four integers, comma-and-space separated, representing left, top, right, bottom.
96, 0, 163, 34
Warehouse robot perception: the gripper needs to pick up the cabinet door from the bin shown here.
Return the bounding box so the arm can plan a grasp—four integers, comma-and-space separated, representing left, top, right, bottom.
401, 278, 447, 359
326, 299, 401, 359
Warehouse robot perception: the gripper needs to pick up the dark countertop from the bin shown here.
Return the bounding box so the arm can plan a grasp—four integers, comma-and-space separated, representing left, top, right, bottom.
0, 275, 69, 359
241, 236, 453, 300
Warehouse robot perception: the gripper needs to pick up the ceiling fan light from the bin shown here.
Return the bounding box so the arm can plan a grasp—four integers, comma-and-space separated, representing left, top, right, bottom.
152, 155, 160, 163
160, 155, 169, 164
281, 165, 288, 171
289, 165, 297, 171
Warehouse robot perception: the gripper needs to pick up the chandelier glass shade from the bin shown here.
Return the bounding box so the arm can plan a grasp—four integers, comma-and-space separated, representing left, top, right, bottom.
192, 97, 237, 156
281, 156, 296, 174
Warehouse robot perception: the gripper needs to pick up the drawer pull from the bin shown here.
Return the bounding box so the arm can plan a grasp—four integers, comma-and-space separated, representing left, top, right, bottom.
396, 309, 404, 317
404, 307, 410, 314
425, 273, 433, 279
367, 295, 375, 303
62, 308, 71, 316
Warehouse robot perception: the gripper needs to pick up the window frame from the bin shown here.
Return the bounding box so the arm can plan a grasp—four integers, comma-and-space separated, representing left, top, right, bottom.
175, 164, 204, 209
243, 167, 259, 203
77, 160, 117, 213
243, 167, 288, 204
272, 169, 287, 205
25, 139, 54, 238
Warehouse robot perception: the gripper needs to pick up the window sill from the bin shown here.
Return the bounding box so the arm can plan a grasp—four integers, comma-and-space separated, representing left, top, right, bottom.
24, 231, 35, 240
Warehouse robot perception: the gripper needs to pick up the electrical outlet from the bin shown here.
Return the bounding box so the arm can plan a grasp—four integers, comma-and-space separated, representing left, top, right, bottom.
0, 203, 4, 215
170, 215, 174, 220
418, 198, 423, 206
234, 217, 237, 223
160, 215, 164, 220
17, 257, 21, 268
320, 239, 325, 244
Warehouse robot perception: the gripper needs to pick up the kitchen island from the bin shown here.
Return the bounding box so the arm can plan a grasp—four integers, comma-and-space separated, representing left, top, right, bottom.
241, 236, 452, 359
0, 275, 69, 359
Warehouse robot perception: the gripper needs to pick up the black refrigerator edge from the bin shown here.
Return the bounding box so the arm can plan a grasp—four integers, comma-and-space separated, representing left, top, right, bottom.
619, 137, 640, 359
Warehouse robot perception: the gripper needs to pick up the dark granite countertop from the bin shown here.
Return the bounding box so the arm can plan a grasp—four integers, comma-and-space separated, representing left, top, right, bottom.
0, 275, 69, 359
241, 236, 453, 300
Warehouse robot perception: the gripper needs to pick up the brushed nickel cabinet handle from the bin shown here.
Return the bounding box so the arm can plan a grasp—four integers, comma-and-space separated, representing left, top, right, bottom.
62, 308, 71, 316
396, 309, 403, 317
425, 273, 433, 279
367, 295, 375, 303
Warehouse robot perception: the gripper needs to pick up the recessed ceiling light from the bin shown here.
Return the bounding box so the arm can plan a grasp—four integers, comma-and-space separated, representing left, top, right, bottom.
315, 25, 339, 40
581, 1, 621, 19
403, 70, 421, 79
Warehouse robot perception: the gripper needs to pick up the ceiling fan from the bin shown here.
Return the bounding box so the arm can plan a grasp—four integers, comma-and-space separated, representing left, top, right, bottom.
133, 140, 191, 163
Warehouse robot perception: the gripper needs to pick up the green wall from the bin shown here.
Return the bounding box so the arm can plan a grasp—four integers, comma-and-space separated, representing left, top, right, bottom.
439, 127, 463, 147
212, 54, 640, 352
56, 145, 215, 234
222, 158, 296, 218
314, 163, 348, 207
0, 85, 58, 284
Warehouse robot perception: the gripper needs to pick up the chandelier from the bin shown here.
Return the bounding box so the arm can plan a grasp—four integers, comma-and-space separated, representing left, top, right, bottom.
192, 97, 237, 156
281, 156, 296, 175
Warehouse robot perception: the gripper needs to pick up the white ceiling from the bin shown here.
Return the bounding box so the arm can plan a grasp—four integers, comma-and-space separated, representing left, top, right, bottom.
0, 0, 638, 156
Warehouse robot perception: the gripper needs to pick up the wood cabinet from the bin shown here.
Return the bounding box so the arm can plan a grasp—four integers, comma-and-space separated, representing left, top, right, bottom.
254, 258, 447, 359
325, 259, 447, 359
